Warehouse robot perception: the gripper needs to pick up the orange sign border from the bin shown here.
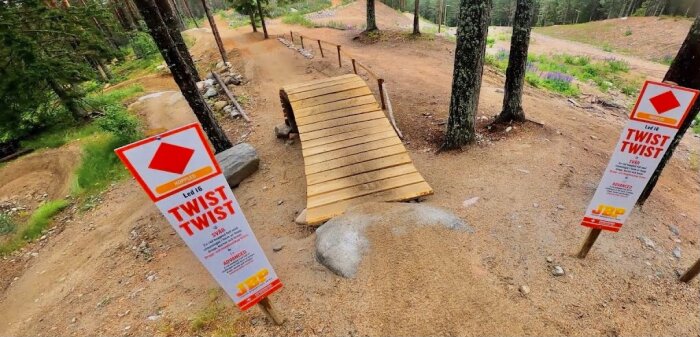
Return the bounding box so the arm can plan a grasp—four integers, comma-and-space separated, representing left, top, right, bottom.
115, 123, 222, 202
629, 81, 700, 129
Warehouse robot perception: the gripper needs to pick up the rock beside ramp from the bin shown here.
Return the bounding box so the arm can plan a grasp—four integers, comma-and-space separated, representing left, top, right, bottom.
315, 202, 473, 278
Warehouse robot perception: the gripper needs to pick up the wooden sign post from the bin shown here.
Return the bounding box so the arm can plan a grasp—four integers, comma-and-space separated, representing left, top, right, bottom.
679, 257, 700, 283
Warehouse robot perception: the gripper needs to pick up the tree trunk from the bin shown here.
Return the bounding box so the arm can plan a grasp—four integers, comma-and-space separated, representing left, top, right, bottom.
249, 11, 258, 32
181, 0, 199, 27
134, 0, 232, 153
413, 0, 420, 34
154, 0, 200, 81
443, 0, 492, 149
256, 0, 268, 38
201, 0, 229, 62
637, 17, 700, 205
169, 0, 187, 30
124, 0, 143, 29
49, 80, 89, 121
496, 0, 533, 124
366, 0, 378, 32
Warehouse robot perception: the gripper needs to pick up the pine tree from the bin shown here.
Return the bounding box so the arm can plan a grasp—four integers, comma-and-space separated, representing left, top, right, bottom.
413, 0, 420, 34
442, 0, 492, 149
366, 0, 378, 32
495, 0, 534, 124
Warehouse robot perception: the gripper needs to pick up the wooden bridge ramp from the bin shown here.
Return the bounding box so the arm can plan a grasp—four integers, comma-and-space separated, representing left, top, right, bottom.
280, 74, 433, 225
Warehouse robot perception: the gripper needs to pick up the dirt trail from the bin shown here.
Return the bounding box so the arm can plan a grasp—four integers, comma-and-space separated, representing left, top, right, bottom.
1, 2, 699, 336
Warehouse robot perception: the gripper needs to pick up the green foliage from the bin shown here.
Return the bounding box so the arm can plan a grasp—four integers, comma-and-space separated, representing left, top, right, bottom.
605, 58, 630, 72
21, 124, 100, 150
23, 200, 68, 240
130, 32, 159, 59
486, 36, 496, 47
282, 12, 315, 27
658, 54, 675, 65
624, 27, 633, 36
0, 214, 16, 236
95, 106, 142, 144
267, 0, 332, 18
601, 43, 613, 52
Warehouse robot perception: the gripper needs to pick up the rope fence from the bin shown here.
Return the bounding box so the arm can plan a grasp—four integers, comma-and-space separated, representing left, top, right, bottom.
278, 31, 403, 139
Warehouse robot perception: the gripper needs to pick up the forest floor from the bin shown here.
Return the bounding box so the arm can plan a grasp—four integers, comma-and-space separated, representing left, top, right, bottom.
0, 1, 699, 336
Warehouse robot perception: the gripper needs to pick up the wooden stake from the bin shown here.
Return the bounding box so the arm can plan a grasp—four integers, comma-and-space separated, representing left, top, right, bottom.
212, 72, 251, 122
377, 79, 386, 109
317, 40, 324, 57
200, 0, 228, 65
679, 257, 700, 283
290, 30, 293, 42
336, 45, 342, 67
351, 59, 357, 74
577, 228, 601, 259
380, 81, 403, 139
300, 36, 304, 49
257, 297, 285, 325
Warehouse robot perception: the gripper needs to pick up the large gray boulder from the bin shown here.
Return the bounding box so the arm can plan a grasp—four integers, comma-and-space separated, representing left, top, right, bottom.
315, 202, 472, 278
215, 143, 259, 187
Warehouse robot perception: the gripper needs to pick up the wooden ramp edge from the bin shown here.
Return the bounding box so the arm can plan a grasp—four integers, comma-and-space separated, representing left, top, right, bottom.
280, 74, 433, 225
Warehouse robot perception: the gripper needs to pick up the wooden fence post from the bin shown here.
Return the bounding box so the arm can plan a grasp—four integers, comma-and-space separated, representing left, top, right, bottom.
680, 257, 700, 283
336, 45, 341, 67
300, 36, 304, 49
290, 31, 293, 42
351, 59, 357, 74
317, 40, 324, 57
377, 78, 386, 109
577, 228, 601, 259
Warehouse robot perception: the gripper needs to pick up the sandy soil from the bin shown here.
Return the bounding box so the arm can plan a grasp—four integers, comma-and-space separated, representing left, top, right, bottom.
0, 2, 698, 336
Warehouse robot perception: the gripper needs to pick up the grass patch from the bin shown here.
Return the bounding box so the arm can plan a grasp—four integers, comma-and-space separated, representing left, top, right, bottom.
319, 20, 350, 30
189, 289, 241, 335
21, 124, 100, 150
282, 12, 315, 27
657, 54, 674, 65
268, 0, 332, 17
0, 200, 68, 255
486, 36, 495, 48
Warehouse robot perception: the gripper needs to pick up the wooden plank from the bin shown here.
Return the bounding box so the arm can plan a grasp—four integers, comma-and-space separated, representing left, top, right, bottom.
295, 95, 378, 117
307, 164, 418, 197
288, 79, 366, 102
296, 104, 379, 126
304, 137, 403, 166
302, 125, 392, 149
291, 87, 373, 109
298, 111, 386, 133
302, 130, 397, 157
305, 144, 407, 175
285, 76, 365, 95
307, 172, 426, 208
305, 182, 434, 225
300, 118, 391, 142
306, 153, 413, 185
283, 74, 357, 92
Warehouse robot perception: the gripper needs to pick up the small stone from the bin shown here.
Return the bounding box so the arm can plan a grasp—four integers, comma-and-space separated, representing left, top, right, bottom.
40, 235, 47, 241
273, 243, 284, 252
71, 317, 77, 324
505, 126, 513, 132
552, 266, 565, 276
215, 143, 259, 187
638, 236, 656, 250
668, 224, 680, 236
546, 256, 554, 263
147, 315, 161, 321
672, 246, 681, 259
30, 252, 38, 257
146, 273, 157, 282
212, 101, 228, 111
533, 203, 539, 208
275, 124, 292, 139
590, 135, 599, 140
277, 200, 284, 206
285, 139, 295, 146
225, 76, 241, 85
196, 81, 206, 91
295, 209, 308, 225
495, 88, 504, 93
517, 168, 530, 174
462, 196, 479, 208
518, 285, 531, 295
556, 205, 565, 210
203, 87, 218, 98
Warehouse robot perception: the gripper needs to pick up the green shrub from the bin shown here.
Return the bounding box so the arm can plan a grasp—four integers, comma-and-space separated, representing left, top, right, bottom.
131, 32, 159, 59
601, 43, 613, 52
0, 214, 16, 235
624, 27, 633, 36
605, 59, 630, 72
96, 106, 142, 144
659, 54, 674, 65
486, 36, 495, 48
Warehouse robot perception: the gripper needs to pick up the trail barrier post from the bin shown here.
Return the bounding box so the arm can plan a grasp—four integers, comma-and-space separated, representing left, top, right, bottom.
290, 31, 293, 42
576, 228, 601, 258
336, 45, 341, 67
679, 258, 700, 283
351, 59, 357, 74
377, 78, 386, 109
317, 40, 324, 57
300, 36, 304, 49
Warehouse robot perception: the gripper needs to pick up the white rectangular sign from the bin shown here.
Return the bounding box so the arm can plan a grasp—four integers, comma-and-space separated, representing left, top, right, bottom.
581, 81, 699, 232
116, 123, 281, 310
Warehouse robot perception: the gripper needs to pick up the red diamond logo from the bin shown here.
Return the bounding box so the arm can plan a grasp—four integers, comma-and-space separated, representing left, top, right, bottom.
148, 143, 194, 174
649, 91, 681, 114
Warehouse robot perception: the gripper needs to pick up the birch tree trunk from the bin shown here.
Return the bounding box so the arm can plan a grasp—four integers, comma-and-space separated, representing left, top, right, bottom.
638, 17, 700, 205
134, 0, 232, 152
496, 0, 533, 124
443, 0, 492, 149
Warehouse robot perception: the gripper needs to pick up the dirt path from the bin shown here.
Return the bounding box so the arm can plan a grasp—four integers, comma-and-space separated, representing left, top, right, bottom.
1, 3, 698, 336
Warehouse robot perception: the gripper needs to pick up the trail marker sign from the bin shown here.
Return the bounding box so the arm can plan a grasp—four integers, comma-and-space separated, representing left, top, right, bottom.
580, 81, 699, 232
115, 123, 282, 311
